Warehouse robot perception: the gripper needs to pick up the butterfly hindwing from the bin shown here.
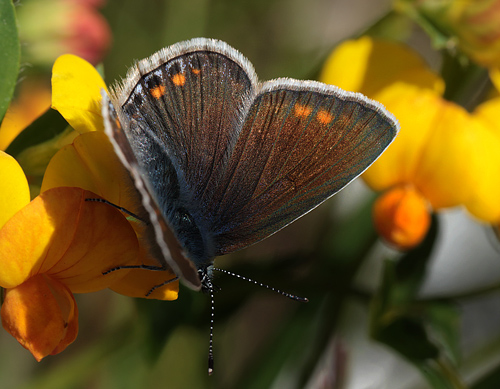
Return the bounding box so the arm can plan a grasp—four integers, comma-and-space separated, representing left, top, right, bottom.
207, 79, 398, 255
102, 91, 201, 290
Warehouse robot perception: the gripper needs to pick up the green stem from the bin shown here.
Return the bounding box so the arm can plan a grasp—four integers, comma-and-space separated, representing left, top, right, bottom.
441, 50, 490, 110
436, 358, 468, 389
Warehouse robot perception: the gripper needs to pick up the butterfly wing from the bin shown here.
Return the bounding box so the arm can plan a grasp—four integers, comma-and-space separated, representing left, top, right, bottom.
101, 91, 201, 290
206, 79, 399, 255
106, 38, 398, 272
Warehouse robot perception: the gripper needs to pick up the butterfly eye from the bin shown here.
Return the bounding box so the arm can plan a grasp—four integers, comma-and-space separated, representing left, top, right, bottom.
172, 207, 206, 260
175, 208, 195, 230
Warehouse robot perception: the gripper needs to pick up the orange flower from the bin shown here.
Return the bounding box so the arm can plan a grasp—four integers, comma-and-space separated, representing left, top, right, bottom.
373, 185, 431, 249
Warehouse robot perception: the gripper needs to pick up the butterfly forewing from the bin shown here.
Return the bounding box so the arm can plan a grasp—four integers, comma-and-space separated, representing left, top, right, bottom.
112, 42, 257, 213
209, 80, 398, 255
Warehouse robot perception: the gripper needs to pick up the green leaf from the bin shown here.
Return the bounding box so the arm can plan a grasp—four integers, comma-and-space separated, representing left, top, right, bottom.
5, 108, 68, 158
426, 302, 461, 365
0, 0, 20, 123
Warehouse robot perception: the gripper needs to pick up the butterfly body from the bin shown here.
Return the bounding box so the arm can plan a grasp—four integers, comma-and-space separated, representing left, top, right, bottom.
102, 38, 399, 291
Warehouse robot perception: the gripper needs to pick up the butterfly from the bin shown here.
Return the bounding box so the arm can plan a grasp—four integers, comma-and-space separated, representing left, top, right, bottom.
100, 37, 399, 373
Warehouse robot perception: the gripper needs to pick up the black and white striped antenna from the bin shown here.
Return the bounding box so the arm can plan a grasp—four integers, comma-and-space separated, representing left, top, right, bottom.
204, 267, 308, 375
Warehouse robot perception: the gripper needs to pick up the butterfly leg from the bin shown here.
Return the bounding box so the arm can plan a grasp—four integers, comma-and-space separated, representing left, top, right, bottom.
87, 198, 181, 295
102, 264, 167, 275
103, 264, 179, 296
145, 276, 180, 296
85, 198, 147, 223
85, 199, 163, 273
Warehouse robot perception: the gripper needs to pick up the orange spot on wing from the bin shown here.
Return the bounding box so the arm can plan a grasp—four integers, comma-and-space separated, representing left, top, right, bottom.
191, 68, 201, 75
316, 110, 333, 124
150, 85, 166, 99
171, 73, 186, 86
294, 104, 312, 118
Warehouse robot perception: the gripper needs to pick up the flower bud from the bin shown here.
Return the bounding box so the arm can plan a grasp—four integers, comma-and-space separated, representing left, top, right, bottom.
373, 185, 431, 250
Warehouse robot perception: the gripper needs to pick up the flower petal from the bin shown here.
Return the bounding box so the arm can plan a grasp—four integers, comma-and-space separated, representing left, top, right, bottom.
0, 187, 138, 292
410, 98, 478, 210
110, 240, 179, 301
0, 151, 30, 228
362, 84, 437, 192
41, 131, 140, 213
42, 132, 179, 300
319, 37, 444, 97
51, 54, 107, 133
466, 98, 500, 221
489, 67, 500, 93
1, 274, 78, 361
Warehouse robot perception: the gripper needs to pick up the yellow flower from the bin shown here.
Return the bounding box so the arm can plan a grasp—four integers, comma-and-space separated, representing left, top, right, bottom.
48, 54, 179, 300
3, 53, 109, 189
0, 53, 179, 361
0, 152, 138, 360
321, 37, 500, 249
320, 36, 444, 97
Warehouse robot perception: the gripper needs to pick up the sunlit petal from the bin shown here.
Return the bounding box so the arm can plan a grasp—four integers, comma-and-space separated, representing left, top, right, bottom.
41, 131, 140, 214
51, 54, 107, 133
0, 151, 30, 228
465, 98, 500, 221
362, 83, 437, 192
411, 100, 479, 210
0, 187, 138, 292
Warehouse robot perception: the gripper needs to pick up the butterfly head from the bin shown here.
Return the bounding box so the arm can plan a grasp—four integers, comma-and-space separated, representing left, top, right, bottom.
198, 264, 215, 295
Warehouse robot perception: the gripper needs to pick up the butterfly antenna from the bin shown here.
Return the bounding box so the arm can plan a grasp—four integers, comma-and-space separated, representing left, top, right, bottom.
213, 268, 308, 303
208, 283, 215, 375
